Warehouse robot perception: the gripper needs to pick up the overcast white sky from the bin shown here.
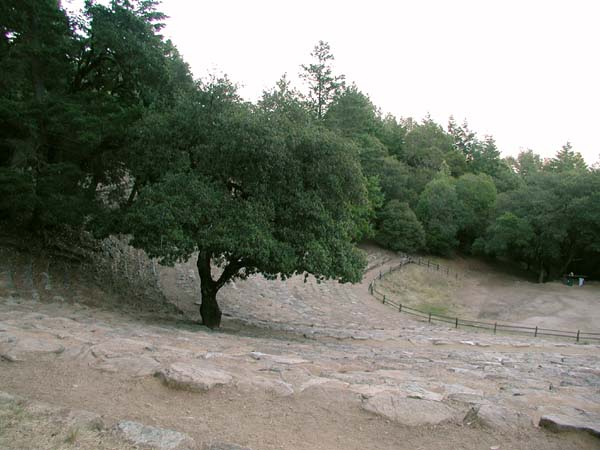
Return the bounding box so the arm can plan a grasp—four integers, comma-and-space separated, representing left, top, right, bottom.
73, 0, 600, 164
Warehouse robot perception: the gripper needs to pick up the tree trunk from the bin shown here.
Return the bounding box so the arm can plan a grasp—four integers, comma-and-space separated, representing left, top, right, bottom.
538, 265, 546, 283
200, 282, 221, 329
196, 252, 222, 328
558, 246, 576, 277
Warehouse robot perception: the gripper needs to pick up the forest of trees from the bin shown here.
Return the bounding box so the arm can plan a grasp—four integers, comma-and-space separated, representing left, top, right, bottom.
2, 1, 599, 327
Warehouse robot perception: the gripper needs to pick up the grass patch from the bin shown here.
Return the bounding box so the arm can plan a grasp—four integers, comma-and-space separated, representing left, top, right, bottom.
0, 399, 135, 450
375, 263, 462, 317
0, 399, 28, 428
416, 303, 449, 316
64, 427, 80, 444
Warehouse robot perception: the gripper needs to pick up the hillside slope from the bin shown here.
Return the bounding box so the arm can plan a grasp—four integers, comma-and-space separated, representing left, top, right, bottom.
1, 243, 599, 450
374, 257, 600, 332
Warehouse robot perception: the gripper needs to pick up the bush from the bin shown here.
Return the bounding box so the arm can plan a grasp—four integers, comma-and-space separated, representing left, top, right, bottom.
375, 200, 425, 253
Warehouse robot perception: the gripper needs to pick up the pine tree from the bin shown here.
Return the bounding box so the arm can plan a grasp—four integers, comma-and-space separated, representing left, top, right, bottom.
300, 41, 345, 120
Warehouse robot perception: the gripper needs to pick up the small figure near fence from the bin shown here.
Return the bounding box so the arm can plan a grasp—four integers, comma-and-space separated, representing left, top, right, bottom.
563, 272, 586, 287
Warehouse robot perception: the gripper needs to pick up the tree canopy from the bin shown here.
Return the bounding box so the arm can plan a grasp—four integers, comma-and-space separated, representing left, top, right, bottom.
375, 200, 425, 253
0, 0, 193, 231
106, 78, 371, 327
2, 1, 599, 330
475, 170, 600, 282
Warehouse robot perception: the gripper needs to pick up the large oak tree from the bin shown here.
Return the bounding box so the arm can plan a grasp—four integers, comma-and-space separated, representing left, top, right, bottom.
115, 81, 370, 328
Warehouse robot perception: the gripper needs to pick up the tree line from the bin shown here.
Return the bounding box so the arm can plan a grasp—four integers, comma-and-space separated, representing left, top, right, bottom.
1, 1, 599, 327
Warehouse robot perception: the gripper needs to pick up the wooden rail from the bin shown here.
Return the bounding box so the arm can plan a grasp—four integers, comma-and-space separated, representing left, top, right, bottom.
369, 256, 600, 343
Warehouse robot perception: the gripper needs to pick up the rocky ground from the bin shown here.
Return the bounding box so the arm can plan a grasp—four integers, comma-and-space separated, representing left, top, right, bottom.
0, 244, 599, 449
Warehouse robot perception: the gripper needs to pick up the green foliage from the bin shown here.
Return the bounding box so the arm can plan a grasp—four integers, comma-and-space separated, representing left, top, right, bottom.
0, 0, 193, 234
354, 134, 413, 203
403, 117, 454, 170
33, 163, 93, 228
375, 114, 405, 160
324, 85, 380, 137
300, 40, 345, 120
0, 168, 35, 226
476, 170, 600, 281
473, 212, 535, 261
415, 166, 497, 254
2, 0, 599, 312
76, 0, 181, 104
471, 136, 503, 177
544, 142, 588, 173
443, 148, 469, 177
505, 149, 543, 180
361, 176, 384, 237
448, 119, 506, 179
121, 86, 369, 285
375, 201, 425, 253
0, 0, 75, 168
448, 117, 478, 163
455, 173, 497, 248
491, 160, 524, 193
259, 74, 311, 127
416, 174, 462, 255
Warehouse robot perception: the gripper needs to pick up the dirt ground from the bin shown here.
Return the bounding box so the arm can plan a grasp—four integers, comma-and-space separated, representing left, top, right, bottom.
377, 256, 600, 332
1, 355, 596, 450
1, 243, 599, 450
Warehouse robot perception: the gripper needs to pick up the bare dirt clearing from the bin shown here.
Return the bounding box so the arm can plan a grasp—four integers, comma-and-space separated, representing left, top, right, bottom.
377, 256, 600, 332
1, 244, 599, 449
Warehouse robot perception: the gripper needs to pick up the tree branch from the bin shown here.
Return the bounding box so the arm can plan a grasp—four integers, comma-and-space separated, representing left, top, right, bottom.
126, 179, 139, 206
216, 258, 243, 289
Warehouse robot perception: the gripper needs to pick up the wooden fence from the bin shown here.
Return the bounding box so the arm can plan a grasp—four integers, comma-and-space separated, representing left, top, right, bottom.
374, 255, 464, 281
369, 256, 600, 343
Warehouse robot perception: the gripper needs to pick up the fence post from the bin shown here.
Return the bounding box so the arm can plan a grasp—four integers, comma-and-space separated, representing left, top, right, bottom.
379, 271, 382, 279
428, 312, 432, 323
534, 326, 538, 337
383, 295, 386, 304
399, 303, 402, 312
455, 317, 458, 328
494, 322, 497, 334
437, 264, 440, 271
427, 260, 430, 268
576, 330, 580, 342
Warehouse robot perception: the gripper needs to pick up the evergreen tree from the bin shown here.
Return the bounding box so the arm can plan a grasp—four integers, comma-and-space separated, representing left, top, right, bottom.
545, 142, 588, 173
300, 40, 345, 120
